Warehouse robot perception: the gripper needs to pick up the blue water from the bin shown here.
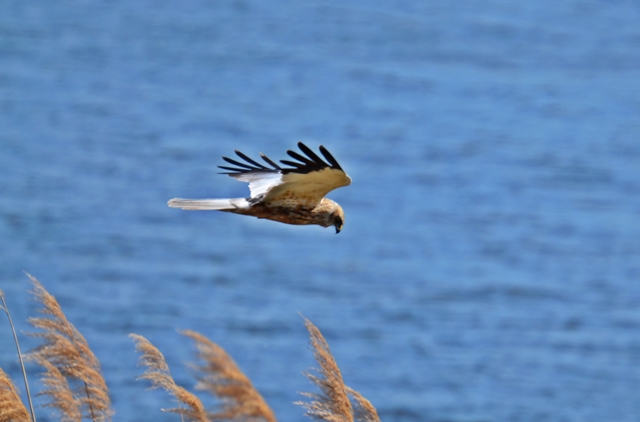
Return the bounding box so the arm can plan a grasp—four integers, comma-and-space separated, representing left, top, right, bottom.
2, 1, 640, 421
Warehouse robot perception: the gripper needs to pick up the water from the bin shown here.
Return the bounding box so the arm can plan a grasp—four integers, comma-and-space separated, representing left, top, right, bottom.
1, 1, 640, 421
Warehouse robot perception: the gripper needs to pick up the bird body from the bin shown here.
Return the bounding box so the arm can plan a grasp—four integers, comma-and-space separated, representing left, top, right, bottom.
168, 143, 350, 233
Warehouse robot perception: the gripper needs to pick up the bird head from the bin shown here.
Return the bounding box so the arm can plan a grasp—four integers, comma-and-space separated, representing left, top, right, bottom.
331, 207, 345, 234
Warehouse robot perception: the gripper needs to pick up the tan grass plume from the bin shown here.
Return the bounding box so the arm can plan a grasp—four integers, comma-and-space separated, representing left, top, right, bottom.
33, 359, 82, 422
296, 319, 353, 422
25, 274, 112, 422
181, 329, 276, 422
0, 368, 31, 422
346, 388, 380, 422
130, 333, 209, 422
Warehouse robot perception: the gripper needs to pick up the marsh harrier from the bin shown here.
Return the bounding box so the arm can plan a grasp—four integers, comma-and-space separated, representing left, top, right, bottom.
168, 143, 351, 233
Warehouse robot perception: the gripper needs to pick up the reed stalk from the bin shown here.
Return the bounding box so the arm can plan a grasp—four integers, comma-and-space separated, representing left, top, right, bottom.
1, 289, 36, 422
25, 274, 112, 422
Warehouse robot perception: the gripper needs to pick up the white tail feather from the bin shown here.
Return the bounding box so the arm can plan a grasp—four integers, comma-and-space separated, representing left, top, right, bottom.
167, 198, 249, 210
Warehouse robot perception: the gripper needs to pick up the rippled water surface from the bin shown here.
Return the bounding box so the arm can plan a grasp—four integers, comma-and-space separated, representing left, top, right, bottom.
2, 1, 640, 421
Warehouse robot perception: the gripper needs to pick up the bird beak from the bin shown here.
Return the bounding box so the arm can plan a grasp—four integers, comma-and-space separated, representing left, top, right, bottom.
334, 224, 342, 234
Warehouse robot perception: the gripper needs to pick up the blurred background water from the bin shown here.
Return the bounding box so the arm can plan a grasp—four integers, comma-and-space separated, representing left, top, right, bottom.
2, 0, 640, 421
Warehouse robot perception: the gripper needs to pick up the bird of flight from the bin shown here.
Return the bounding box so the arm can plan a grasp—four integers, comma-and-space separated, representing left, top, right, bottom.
168, 143, 351, 233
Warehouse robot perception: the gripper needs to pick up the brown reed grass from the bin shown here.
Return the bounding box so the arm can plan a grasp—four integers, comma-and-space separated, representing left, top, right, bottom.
296, 319, 353, 422
2, 278, 379, 422
130, 333, 209, 422
25, 275, 112, 422
346, 388, 380, 422
0, 368, 31, 422
296, 319, 380, 422
181, 329, 277, 422
33, 359, 82, 422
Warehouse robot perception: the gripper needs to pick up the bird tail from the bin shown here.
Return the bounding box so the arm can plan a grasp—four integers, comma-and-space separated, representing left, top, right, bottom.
167, 198, 250, 210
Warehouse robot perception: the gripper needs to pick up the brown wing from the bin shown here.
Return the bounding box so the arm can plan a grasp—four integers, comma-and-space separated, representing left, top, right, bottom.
218, 142, 351, 208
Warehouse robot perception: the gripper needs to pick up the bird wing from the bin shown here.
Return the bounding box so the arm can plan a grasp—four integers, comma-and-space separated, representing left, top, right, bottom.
218, 142, 351, 208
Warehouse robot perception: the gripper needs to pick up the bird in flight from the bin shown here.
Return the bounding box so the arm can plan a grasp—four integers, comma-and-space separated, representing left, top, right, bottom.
168, 142, 351, 233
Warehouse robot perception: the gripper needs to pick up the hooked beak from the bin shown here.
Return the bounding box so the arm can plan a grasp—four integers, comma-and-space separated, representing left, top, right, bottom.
334, 223, 342, 234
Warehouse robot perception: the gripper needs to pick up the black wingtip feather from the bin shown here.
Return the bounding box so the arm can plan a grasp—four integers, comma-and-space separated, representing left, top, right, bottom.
319, 145, 343, 170
279, 159, 307, 169
297, 142, 326, 164
287, 150, 316, 166
222, 156, 255, 170
219, 144, 345, 176
260, 153, 282, 170
235, 150, 269, 169
218, 165, 244, 173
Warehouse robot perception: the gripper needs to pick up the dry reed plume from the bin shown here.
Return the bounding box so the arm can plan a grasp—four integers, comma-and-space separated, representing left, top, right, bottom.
25, 274, 112, 422
346, 388, 379, 422
130, 334, 209, 422
1, 278, 379, 421
33, 359, 82, 422
132, 320, 379, 422
297, 319, 353, 422
296, 319, 380, 422
181, 329, 276, 422
0, 368, 31, 422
